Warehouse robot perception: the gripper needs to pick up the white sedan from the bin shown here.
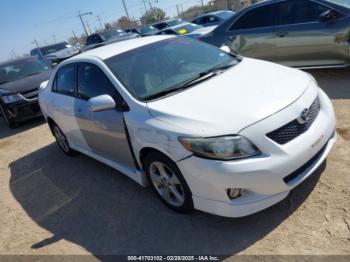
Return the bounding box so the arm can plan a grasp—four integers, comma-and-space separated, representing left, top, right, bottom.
39, 36, 336, 217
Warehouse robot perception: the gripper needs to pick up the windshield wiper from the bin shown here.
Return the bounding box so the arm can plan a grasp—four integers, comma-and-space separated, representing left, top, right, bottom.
0, 80, 12, 85
143, 61, 237, 101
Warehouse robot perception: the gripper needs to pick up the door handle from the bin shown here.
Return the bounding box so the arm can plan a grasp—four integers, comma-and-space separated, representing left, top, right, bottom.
277, 31, 289, 37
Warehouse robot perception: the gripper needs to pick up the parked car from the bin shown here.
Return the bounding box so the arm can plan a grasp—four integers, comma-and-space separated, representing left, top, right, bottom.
191, 10, 235, 27
200, 0, 350, 68
84, 30, 139, 51
155, 23, 216, 38
137, 25, 159, 36
30, 42, 81, 65
39, 36, 336, 217
0, 57, 52, 127
151, 19, 186, 30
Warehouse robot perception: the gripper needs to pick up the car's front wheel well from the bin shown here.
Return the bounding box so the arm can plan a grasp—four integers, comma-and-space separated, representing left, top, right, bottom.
46, 117, 56, 136
139, 147, 172, 171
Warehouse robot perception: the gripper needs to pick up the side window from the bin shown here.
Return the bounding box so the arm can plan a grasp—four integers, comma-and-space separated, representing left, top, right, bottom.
208, 16, 219, 23
77, 63, 117, 100
54, 64, 76, 96
230, 4, 275, 30
278, 0, 330, 25
31, 50, 39, 57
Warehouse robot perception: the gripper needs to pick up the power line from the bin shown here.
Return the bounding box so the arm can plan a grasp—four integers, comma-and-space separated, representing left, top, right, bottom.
122, 0, 130, 19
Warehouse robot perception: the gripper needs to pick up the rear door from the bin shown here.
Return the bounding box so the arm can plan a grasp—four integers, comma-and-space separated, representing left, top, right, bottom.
74, 62, 135, 169
225, 3, 277, 62
275, 0, 348, 67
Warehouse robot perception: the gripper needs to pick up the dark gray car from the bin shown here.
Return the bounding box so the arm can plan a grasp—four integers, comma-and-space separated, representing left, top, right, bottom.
200, 0, 350, 68
0, 57, 52, 127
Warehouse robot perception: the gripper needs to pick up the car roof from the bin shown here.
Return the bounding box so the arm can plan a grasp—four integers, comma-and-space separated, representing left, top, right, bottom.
73, 35, 174, 60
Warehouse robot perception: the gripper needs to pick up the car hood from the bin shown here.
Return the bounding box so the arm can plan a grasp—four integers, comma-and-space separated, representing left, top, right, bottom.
189, 25, 217, 35
147, 58, 313, 136
0, 70, 52, 95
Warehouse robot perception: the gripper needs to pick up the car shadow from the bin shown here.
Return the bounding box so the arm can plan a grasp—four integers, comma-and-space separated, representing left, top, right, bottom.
9, 143, 326, 256
0, 116, 45, 139
307, 68, 350, 100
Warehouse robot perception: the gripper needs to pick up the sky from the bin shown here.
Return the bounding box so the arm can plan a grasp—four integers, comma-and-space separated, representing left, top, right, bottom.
0, 0, 210, 62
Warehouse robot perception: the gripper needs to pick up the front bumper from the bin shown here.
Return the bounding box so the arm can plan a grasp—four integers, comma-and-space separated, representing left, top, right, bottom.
2, 100, 42, 122
177, 88, 336, 217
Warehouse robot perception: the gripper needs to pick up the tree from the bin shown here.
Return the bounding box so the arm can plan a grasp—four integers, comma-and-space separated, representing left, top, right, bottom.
140, 7, 166, 25
117, 16, 138, 29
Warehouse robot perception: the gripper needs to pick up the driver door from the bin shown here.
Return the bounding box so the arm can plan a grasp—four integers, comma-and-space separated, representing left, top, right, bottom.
275, 0, 348, 67
74, 62, 135, 169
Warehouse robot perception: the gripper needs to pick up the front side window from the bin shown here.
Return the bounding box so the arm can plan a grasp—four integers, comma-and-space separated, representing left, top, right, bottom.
77, 63, 117, 100
230, 4, 275, 30
54, 65, 75, 96
278, 0, 330, 25
208, 16, 220, 23
105, 37, 239, 101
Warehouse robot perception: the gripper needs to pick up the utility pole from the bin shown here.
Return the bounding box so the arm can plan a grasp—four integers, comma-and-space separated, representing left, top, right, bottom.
77, 11, 92, 37
122, 0, 130, 19
142, 0, 148, 12
200, 0, 204, 8
52, 34, 57, 43
72, 30, 78, 41
86, 21, 92, 35
33, 39, 40, 48
176, 4, 180, 17
96, 15, 104, 30
148, 0, 153, 9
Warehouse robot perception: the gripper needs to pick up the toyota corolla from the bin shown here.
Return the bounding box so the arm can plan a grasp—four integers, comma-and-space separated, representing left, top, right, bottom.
39, 36, 336, 217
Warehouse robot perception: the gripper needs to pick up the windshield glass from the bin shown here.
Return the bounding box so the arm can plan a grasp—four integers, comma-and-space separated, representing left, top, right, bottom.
325, 0, 350, 8
101, 30, 126, 41
40, 43, 69, 56
0, 58, 50, 84
167, 19, 184, 27
105, 37, 239, 101
139, 25, 158, 35
216, 11, 235, 19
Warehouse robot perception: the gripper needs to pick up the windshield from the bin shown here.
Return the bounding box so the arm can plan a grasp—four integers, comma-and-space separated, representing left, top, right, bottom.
167, 19, 184, 27
101, 30, 126, 41
139, 26, 158, 35
216, 11, 235, 19
40, 43, 69, 56
0, 58, 50, 84
105, 37, 239, 101
325, 0, 350, 8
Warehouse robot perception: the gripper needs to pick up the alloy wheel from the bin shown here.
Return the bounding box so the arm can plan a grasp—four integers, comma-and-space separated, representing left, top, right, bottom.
149, 161, 185, 207
53, 126, 70, 153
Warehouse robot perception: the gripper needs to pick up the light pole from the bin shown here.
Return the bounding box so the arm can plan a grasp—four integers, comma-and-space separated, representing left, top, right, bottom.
77, 11, 92, 36
122, 0, 130, 20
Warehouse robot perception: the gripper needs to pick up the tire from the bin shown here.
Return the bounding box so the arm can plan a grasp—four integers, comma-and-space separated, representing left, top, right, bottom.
144, 152, 193, 213
52, 123, 77, 156
0, 104, 17, 128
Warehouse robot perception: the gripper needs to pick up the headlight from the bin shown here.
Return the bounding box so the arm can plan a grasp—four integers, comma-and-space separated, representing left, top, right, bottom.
1, 94, 23, 104
179, 135, 260, 160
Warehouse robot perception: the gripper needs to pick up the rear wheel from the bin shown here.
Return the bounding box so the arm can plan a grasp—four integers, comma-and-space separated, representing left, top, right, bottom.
52, 123, 77, 156
144, 152, 193, 213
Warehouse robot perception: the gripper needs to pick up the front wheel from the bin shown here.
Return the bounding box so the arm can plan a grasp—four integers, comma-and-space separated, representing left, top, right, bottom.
144, 152, 193, 213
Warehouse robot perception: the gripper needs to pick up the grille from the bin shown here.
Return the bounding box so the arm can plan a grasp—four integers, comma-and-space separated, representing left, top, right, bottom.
20, 88, 39, 100
266, 97, 320, 145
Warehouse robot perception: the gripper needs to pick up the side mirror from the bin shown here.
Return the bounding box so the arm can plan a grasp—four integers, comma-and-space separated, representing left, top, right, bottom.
320, 9, 338, 23
88, 94, 116, 112
220, 45, 231, 53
